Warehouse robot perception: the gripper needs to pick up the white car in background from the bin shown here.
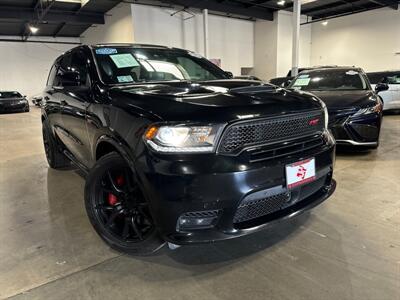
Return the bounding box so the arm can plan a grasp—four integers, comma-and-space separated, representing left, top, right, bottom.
368, 71, 400, 111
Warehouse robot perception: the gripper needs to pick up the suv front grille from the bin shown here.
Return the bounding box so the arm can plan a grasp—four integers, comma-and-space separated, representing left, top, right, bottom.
233, 192, 290, 224
245, 135, 324, 163
218, 111, 324, 155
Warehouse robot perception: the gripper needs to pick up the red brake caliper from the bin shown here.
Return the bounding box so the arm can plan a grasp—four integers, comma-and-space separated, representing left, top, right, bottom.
108, 175, 125, 206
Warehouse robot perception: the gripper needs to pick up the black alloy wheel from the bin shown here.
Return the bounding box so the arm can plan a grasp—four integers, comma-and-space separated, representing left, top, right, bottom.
85, 152, 164, 254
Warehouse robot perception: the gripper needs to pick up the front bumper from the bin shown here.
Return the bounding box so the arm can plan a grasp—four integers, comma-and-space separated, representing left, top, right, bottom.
135, 133, 336, 245
329, 111, 382, 146
0, 103, 29, 113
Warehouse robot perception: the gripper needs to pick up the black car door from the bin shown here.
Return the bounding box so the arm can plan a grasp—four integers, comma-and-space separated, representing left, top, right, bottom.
58, 49, 92, 166
44, 64, 64, 138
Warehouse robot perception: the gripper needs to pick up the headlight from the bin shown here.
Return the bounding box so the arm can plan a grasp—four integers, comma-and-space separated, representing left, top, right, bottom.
144, 124, 224, 153
353, 103, 382, 117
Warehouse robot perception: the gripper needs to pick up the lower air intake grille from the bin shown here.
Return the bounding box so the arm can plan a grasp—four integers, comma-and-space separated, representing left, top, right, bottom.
181, 210, 220, 218
233, 192, 290, 224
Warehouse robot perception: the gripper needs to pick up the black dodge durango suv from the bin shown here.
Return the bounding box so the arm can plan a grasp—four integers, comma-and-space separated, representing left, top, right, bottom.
42, 44, 336, 254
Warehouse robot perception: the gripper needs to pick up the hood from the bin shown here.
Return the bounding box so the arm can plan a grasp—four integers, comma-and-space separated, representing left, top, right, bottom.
108, 80, 322, 123
308, 90, 376, 111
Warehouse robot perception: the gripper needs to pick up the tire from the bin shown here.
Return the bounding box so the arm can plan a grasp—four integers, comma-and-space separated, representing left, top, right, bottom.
84, 152, 164, 255
42, 120, 70, 169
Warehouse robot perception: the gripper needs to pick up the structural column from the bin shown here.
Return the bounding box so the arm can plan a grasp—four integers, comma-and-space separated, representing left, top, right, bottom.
291, 0, 301, 76
203, 8, 209, 58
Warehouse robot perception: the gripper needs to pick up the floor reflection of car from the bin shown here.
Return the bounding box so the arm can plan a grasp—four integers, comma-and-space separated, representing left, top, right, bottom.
367, 71, 400, 111
0, 91, 30, 113
41, 44, 336, 254
288, 67, 387, 149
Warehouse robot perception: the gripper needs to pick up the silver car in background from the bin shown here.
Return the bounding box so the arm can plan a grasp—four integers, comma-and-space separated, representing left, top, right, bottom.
368, 71, 400, 111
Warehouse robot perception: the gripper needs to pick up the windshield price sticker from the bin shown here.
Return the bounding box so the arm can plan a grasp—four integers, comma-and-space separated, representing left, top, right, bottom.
117, 75, 134, 83
294, 78, 311, 86
95, 48, 118, 55
110, 54, 140, 69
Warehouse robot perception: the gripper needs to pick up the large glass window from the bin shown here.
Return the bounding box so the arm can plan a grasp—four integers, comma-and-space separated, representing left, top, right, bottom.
289, 69, 369, 91
93, 47, 229, 85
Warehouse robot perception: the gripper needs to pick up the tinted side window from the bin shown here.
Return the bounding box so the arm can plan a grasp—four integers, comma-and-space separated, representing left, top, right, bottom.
59, 54, 72, 73
55, 53, 72, 87
46, 65, 57, 86
71, 50, 90, 86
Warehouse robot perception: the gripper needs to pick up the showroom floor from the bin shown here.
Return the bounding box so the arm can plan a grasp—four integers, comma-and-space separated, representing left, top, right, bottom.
0, 108, 399, 300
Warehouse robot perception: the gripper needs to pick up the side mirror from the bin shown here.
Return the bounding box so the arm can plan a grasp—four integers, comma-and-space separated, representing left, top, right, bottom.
282, 79, 292, 87
375, 83, 389, 93
57, 71, 81, 87
225, 71, 233, 78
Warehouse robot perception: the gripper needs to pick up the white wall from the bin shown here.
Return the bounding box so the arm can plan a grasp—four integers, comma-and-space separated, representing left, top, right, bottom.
0, 37, 79, 98
131, 4, 254, 75
311, 8, 400, 72
253, 19, 278, 80
276, 12, 311, 77
81, 2, 134, 45
252, 11, 311, 80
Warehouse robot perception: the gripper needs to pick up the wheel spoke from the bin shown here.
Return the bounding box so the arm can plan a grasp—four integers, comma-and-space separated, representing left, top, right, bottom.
105, 209, 122, 228
122, 217, 130, 240
95, 204, 114, 211
107, 171, 124, 195
138, 206, 152, 225
131, 216, 143, 240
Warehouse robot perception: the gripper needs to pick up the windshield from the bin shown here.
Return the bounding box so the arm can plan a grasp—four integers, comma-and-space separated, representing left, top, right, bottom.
93, 47, 229, 85
0, 91, 22, 99
289, 69, 369, 91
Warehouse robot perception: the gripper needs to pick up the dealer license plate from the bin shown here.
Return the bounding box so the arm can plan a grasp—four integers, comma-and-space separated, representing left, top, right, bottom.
286, 158, 316, 189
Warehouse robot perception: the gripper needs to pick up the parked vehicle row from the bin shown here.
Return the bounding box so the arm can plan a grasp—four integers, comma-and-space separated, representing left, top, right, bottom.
41, 44, 336, 254
270, 68, 400, 112
0, 91, 29, 113
367, 71, 400, 111
287, 67, 385, 148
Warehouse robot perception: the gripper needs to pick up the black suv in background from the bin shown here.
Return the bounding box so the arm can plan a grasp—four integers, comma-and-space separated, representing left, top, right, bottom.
42, 44, 336, 254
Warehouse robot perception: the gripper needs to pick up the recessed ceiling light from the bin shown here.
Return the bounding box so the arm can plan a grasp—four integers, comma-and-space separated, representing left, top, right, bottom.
322, 20, 328, 26
277, 0, 285, 6
29, 25, 39, 33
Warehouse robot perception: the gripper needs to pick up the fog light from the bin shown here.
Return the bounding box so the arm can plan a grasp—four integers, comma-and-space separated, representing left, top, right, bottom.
177, 210, 220, 231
